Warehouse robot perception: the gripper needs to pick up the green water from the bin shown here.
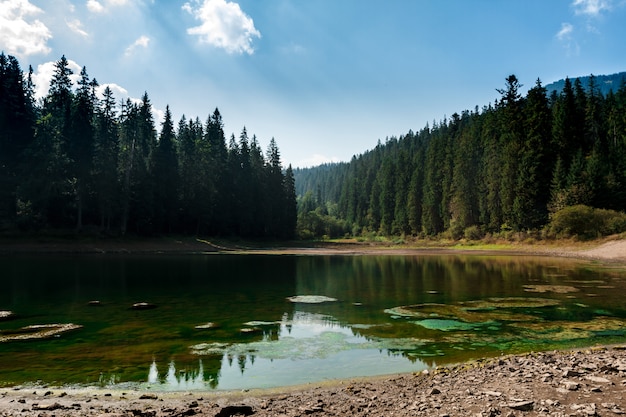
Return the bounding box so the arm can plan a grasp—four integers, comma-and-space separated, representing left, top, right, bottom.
0, 253, 625, 390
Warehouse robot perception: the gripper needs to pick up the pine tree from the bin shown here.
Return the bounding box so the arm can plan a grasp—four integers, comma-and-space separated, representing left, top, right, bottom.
513, 78, 551, 229
93, 86, 119, 231
68, 66, 96, 230
282, 164, 297, 238
0, 54, 35, 225
151, 105, 179, 233
266, 137, 284, 237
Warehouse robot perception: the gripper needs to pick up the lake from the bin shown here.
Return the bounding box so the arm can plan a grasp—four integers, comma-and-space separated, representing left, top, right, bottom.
0, 253, 625, 390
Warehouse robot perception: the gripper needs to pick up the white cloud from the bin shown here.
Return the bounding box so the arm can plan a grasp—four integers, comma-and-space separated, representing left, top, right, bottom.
556, 22, 580, 56
66, 18, 89, 37
124, 35, 150, 56
183, 0, 261, 54
0, 0, 52, 57
87, 0, 130, 13
572, 0, 612, 16
32, 59, 82, 101
86, 0, 104, 13
96, 83, 129, 100
556, 22, 574, 40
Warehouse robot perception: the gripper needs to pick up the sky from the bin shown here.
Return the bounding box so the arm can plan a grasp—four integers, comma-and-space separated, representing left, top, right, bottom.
1, 0, 626, 168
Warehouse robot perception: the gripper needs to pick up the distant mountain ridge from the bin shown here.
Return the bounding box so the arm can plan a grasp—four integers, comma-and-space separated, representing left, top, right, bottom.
544, 71, 626, 96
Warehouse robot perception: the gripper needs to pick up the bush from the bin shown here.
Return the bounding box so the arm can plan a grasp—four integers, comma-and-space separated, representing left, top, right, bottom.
464, 225, 483, 241
548, 205, 626, 239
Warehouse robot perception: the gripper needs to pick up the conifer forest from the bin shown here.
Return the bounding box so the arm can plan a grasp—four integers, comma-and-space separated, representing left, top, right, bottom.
2, 53, 626, 241
295, 74, 626, 239
0, 54, 297, 238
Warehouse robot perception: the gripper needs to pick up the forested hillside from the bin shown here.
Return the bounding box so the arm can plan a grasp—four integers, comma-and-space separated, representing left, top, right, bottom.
545, 72, 626, 97
295, 74, 626, 239
0, 53, 296, 238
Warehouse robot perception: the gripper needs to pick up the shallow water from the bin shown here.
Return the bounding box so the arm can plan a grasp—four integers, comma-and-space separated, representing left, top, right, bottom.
0, 253, 625, 390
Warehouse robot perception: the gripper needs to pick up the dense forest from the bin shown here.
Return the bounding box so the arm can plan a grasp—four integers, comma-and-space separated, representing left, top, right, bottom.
295, 74, 626, 239
0, 53, 297, 238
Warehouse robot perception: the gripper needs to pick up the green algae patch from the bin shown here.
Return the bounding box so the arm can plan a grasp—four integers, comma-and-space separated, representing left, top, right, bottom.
386, 298, 561, 326
412, 318, 500, 332
460, 297, 561, 310
523, 285, 580, 294
384, 303, 460, 320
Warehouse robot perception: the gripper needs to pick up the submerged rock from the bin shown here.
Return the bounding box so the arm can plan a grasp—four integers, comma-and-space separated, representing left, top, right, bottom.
0, 310, 16, 321
286, 295, 338, 304
0, 323, 83, 342
131, 302, 157, 310
194, 322, 219, 330
240, 327, 262, 335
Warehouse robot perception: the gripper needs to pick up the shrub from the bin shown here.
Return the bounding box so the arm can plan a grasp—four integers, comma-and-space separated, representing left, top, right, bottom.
464, 225, 483, 241
548, 205, 626, 239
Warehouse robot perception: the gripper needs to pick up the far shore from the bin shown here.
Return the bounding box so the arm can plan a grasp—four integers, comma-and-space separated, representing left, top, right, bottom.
0, 235, 625, 263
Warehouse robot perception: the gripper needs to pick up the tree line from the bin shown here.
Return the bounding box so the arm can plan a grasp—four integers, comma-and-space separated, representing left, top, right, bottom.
295, 75, 626, 239
0, 53, 297, 238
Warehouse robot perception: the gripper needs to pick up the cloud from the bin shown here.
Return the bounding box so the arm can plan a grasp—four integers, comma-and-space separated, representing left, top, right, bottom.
0, 0, 52, 57
556, 22, 574, 40
66, 18, 89, 37
556, 22, 580, 56
96, 83, 129, 100
572, 0, 612, 16
86, 0, 104, 13
87, 0, 130, 13
183, 0, 261, 54
124, 35, 150, 56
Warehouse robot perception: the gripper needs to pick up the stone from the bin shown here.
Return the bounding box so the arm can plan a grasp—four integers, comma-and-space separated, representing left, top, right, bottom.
32, 402, 65, 411
215, 405, 254, 417
507, 400, 534, 411
563, 380, 580, 391
563, 369, 583, 377
584, 375, 611, 384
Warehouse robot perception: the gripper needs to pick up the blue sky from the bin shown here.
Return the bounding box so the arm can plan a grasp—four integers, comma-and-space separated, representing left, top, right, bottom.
1, 0, 626, 167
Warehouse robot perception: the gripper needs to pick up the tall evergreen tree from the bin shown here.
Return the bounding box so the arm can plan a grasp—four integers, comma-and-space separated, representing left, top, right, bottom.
282, 164, 298, 239
93, 86, 119, 231
151, 105, 179, 233
513, 78, 551, 229
68, 66, 96, 230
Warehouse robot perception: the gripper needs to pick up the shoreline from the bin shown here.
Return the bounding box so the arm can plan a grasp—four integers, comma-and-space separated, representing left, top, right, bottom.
0, 236, 625, 263
3, 345, 626, 416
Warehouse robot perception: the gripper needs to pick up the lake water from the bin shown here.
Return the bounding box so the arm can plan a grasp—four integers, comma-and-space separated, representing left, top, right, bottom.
0, 253, 625, 390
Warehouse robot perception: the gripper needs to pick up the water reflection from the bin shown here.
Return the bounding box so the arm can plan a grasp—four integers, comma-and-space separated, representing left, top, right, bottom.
171, 310, 431, 390
1, 253, 625, 389
147, 360, 208, 390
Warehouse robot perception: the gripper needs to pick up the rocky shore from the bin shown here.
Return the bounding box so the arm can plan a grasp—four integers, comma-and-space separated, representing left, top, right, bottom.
2, 345, 626, 416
